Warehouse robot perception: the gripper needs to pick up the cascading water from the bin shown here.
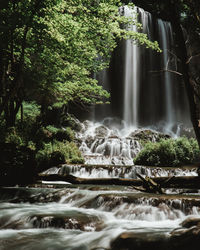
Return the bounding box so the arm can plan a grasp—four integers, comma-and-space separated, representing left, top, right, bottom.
79, 6, 192, 165
158, 20, 174, 127
94, 6, 190, 134
123, 6, 140, 127
0, 186, 200, 250
42, 164, 198, 179
77, 120, 171, 165
123, 7, 190, 132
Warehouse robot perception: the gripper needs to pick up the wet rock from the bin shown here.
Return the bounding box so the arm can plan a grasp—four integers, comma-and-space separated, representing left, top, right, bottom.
178, 125, 196, 138
30, 213, 104, 231
84, 135, 95, 148
129, 129, 170, 142
82, 120, 92, 131
67, 116, 83, 132
111, 227, 200, 250
169, 216, 200, 249
110, 232, 170, 250
170, 225, 200, 250
181, 216, 200, 228
0, 187, 72, 203
95, 125, 108, 137
197, 167, 200, 177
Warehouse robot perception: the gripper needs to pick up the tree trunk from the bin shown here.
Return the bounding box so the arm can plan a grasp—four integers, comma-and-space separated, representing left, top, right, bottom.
38, 174, 200, 189
20, 103, 23, 123
169, 0, 200, 148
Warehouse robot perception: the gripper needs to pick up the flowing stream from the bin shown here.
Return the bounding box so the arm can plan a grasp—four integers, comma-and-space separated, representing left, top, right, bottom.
0, 182, 200, 250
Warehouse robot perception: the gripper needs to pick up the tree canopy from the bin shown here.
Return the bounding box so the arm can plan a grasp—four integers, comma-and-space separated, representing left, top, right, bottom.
0, 0, 160, 126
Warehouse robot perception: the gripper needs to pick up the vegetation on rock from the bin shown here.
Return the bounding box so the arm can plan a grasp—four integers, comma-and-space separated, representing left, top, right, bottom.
134, 137, 200, 167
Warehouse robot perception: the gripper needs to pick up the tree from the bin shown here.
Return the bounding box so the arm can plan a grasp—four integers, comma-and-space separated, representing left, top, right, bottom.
0, 0, 58, 126
0, 0, 160, 127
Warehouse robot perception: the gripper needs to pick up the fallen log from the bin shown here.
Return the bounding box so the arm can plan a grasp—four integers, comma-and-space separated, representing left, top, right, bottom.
38, 174, 200, 189
136, 173, 164, 194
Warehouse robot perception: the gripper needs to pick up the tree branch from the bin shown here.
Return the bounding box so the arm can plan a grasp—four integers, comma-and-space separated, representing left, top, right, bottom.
149, 69, 182, 76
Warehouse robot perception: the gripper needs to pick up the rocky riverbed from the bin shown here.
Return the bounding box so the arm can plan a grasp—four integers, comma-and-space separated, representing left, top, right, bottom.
0, 162, 200, 250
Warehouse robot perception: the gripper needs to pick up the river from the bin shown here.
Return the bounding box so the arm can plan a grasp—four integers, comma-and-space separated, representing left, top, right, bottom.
0, 163, 200, 250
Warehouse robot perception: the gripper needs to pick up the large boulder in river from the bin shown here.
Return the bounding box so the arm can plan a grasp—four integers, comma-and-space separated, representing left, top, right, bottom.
181, 216, 200, 228
170, 216, 200, 250
110, 231, 170, 250
111, 216, 200, 250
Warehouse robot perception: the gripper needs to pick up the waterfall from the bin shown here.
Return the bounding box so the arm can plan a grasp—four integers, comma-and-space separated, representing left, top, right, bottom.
123, 6, 140, 127
94, 6, 190, 136
157, 20, 175, 133
122, 7, 190, 133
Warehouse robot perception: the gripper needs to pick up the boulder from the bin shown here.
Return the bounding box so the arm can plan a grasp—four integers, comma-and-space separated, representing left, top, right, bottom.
95, 125, 109, 137
128, 129, 170, 142
170, 225, 200, 250
30, 213, 104, 231
181, 216, 200, 228
110, 232, 170, 250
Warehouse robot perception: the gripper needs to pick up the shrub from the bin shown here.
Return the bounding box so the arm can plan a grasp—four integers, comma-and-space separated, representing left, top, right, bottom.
35, 126, 75, 146
4, 127, 23, 146
36, 140, 84, 171
134, 137, 200, 167
46, 125, 60, 135
34, 127, 54, 149
55, 127, 75, 142
0, 143, 36, 185
49, 151, 65, 166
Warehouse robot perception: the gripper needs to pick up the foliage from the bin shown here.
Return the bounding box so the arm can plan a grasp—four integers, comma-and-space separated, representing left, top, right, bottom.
0, 109, 84, 180
0, 0, 160, 127
34, 125, 75, 148
36, 140, 84, 172
4, 127, 23, 146
55, 127, 75, 142
20, 102, 40, 120
134, 137, 200, 167
0, 142, 36, 185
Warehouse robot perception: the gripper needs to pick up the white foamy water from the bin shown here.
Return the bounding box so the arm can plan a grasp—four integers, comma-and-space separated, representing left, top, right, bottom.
77, 120, 141, 166
76, 120, 175, 166
42, 164, 198, 179
0, 188, 200, 250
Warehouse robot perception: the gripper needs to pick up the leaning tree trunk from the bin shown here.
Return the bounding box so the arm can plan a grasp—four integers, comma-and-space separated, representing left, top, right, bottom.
169, 0, 200, 148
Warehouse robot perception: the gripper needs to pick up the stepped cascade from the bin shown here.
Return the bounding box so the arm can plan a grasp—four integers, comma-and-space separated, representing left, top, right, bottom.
0, 172, 200, 249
